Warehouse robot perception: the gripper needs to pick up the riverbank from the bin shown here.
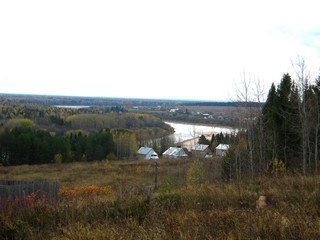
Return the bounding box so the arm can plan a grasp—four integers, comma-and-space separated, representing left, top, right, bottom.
164, 121, 235, 151
165, 121, 234, 142
164, 119, 234, 128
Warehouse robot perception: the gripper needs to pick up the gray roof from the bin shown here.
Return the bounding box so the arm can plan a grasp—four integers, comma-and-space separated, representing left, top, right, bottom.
162, 147, 188, 157
192, 144, 209, 151
137, 147, 153, 155
216, 144, 230, 151
137, 147, 158, 160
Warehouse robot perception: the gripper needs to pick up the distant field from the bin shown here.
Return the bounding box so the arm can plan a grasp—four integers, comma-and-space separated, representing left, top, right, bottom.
180, 105, 239, 117
0, 158, 221, 187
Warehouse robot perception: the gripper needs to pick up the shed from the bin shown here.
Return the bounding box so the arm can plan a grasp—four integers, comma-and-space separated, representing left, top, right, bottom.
215, 144, 230, 157
136, 147, 158, 160
162, 147, 188, 159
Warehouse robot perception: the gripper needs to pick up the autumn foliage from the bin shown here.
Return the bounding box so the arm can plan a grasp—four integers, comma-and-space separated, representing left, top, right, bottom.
1, 161, 320, 239
59, 185, 114, 202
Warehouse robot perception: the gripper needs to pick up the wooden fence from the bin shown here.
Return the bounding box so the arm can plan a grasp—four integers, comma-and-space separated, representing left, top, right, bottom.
0, 180, 59, 204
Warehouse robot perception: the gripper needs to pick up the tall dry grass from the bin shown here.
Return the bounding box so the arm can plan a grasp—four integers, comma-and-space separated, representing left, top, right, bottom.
0, 160, 320, 239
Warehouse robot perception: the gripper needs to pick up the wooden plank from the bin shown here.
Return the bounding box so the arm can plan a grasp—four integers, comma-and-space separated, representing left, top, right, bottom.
0, 180, 59, 204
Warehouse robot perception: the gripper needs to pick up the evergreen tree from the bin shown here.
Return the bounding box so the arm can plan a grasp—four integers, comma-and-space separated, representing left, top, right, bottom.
198, 134, 210, 145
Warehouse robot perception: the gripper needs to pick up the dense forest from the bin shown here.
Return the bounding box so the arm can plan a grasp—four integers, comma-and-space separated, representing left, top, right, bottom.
223, 59, 320, 178
0, 103, 174, 165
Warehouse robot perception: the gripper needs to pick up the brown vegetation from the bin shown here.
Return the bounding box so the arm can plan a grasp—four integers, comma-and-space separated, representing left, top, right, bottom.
0, 160, 320, 239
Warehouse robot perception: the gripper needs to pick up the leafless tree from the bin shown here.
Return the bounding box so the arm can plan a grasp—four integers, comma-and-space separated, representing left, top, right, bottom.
293, 56, 311, 175
233, 72, 265, 179
253, 78, 266, 173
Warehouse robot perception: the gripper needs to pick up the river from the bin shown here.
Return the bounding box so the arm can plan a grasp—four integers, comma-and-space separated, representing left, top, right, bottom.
165, 121, 235, 143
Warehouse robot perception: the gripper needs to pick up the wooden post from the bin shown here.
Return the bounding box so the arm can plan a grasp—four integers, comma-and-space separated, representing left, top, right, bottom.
154, 161, 158, 191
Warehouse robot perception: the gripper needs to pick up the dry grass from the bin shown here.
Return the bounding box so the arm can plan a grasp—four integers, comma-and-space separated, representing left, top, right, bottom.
1, 160, 320, 239
0, 159, 200, 189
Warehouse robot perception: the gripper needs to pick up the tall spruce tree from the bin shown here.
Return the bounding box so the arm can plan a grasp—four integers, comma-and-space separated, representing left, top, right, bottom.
262, 83, 279, 161
262, 74, 302, 168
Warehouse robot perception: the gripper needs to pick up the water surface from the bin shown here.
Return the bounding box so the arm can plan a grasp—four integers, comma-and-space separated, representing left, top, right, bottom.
165, 121, 235, 143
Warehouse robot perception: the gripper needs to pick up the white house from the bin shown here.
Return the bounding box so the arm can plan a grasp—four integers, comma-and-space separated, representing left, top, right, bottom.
136, 147, 159, 160
169, 108, 179, 113
215, 144, 230, 157
162, 147, 188, 159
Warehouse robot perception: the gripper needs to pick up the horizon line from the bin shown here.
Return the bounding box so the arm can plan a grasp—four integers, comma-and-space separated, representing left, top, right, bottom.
0, 92, 232, 103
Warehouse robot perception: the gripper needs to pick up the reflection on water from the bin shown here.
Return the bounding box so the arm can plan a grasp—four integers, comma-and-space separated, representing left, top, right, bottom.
55, 105, 90, 109
165, 121, 235, 143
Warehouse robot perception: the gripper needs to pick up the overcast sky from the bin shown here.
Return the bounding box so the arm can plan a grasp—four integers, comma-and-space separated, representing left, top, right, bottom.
1, 0, 320, 101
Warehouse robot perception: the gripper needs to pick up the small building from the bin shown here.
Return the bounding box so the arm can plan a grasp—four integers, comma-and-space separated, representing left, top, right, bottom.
136, 147, 159, 160
215, 144, 230, 157
202, 113, 210, 119
169, 108, 179, 113
162, 147, 188, 159
191, 144, 211, 158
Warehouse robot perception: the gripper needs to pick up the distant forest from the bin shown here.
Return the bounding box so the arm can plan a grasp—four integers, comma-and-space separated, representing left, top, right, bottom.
0, 93, 252, 107
0, 101, 174, 165
184, 101, 263, 107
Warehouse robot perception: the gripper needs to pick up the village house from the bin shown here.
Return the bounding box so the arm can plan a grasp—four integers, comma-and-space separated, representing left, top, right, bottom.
136, 147, 159, 160
169, 108, 179, 113
215, 144, 230, 157
191, 144, 211, 158
162, 147, 188, 159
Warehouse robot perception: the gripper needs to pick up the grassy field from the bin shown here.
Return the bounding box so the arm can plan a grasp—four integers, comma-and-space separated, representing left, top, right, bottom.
1, 159, 320, 239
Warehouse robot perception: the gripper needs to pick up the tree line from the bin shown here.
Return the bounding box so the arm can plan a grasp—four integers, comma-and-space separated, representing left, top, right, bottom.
0, 105, 175, 165
0, 125, 147, 165
0, 103, 173, 141
222, 58, 320, 179
0, 94, 188, 107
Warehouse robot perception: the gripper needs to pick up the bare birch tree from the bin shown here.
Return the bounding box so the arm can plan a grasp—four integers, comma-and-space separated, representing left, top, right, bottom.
293, 56, 311, 175
234, 72, 265, 178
